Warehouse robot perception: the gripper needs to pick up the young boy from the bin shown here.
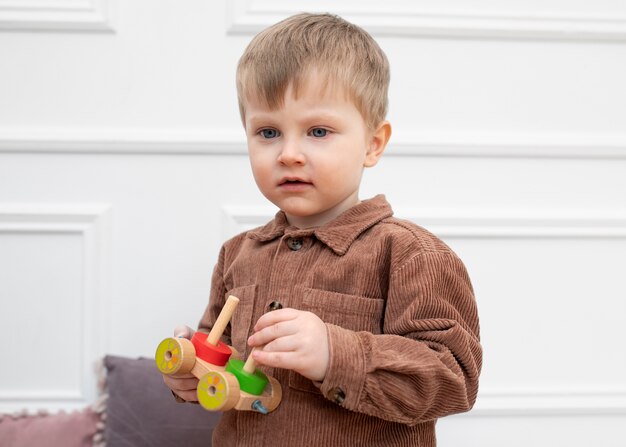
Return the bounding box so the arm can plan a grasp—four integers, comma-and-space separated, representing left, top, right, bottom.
164, 12, 481, 446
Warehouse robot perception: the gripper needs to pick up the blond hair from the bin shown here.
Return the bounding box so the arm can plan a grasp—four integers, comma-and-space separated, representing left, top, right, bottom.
236, 13, 389, 130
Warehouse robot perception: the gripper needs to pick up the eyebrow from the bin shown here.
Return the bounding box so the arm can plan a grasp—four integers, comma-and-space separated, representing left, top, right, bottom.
246, 109, 345, 128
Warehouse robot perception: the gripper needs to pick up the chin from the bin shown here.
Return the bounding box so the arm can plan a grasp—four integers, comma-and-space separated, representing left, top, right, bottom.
272, 197, 315, 214
282, 207, 315, 218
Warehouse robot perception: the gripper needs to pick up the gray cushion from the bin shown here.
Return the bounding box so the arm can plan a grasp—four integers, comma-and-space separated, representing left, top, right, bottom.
104, 355, 220, 447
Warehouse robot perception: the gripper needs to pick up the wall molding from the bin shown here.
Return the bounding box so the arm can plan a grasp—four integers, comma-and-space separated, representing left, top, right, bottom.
0, 204, 111, 412
228, 0, 626, 41
396, 208, 626, 239
0, 0, 115, 32
2, 128, 626, 159
222, 205, 626, 416
0, 129, 244, 156
222, 205, 626, 239
471, 387, 626, 417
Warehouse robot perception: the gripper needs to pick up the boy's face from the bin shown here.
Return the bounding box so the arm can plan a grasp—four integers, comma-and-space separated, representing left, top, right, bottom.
243, 74, 389, 228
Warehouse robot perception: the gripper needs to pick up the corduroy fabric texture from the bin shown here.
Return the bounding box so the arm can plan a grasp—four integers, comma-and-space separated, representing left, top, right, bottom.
199, 195, 482, 446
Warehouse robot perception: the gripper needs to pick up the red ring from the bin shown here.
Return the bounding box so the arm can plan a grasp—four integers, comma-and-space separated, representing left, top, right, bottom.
191, 332, 232, 366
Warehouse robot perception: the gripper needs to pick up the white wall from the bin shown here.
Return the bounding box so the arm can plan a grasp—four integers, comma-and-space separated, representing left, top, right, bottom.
1, 0, 625, 445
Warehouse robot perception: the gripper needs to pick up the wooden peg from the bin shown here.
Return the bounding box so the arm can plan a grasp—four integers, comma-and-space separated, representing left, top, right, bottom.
243, 348, 258, 374
207, 295, 239, 346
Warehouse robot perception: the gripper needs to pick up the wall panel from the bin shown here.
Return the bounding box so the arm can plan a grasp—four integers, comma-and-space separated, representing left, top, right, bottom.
0, 205, 111, 412
0, 0, 624, 444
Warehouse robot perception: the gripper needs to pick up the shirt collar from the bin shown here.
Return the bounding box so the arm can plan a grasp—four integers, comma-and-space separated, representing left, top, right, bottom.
247, 195, 393, 256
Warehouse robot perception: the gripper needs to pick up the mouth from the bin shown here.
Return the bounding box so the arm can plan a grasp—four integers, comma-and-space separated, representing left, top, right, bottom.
279, 177, 311, 186
278, 177, 313, 190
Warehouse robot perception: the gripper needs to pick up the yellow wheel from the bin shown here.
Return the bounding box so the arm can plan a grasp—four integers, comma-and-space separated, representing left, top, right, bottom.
197, 371, 240, 412
155, 337, 195, 375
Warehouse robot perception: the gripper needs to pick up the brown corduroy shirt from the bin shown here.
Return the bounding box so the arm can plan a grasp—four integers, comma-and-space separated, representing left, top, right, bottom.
199, 195, 482, 446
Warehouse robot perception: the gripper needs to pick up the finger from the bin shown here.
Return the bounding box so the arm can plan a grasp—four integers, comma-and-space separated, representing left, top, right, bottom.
262, 334, 301, 353
250, 349, 287, 369
252, 346, 328, 382
248, 319, 298, 347
170, 372, 196, 379
174, 325, 195, 339
251, 349, 299, 371
163, 375, 199, 391
253, 308, 299, 332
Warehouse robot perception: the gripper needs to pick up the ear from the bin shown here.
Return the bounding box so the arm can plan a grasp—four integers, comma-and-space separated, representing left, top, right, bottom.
364, 121, 392, 168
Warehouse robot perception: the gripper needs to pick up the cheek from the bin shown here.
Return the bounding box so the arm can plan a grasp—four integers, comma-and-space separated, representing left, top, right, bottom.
330, 147, 367, 176
249, 153, 273, 185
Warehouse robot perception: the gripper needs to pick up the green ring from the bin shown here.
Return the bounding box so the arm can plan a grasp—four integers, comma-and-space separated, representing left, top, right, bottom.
225, 359, 269, 395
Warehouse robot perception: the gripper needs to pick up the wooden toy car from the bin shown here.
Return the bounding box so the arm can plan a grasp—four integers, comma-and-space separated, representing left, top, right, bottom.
155, 295, 282, 414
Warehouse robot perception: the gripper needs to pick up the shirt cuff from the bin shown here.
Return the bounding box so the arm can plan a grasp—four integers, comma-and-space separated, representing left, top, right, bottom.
319, 323, 367, 410
171, 390, 199, 405
171, 390, 186, 403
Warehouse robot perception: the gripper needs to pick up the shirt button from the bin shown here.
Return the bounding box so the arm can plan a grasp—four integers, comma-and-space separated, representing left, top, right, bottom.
329, 387, 346, 405
286, 237, 303, 251
268, 301, 283, 312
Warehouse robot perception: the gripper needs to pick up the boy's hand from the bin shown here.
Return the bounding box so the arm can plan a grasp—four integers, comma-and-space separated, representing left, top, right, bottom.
247, 308, 330, 382
162, 325, 199, 402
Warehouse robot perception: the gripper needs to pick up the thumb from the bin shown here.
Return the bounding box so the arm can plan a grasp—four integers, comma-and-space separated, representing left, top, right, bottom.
173, 325, 195, 339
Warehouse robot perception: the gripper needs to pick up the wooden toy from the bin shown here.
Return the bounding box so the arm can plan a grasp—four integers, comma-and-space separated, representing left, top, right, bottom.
155, 295, 282, 414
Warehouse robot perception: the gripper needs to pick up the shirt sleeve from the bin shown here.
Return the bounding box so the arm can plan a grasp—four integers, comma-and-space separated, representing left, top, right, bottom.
319, 250, 482, 425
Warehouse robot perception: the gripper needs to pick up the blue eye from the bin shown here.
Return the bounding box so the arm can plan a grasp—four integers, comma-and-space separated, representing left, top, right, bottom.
310, 128, 328, 138
260, 128, 279, 139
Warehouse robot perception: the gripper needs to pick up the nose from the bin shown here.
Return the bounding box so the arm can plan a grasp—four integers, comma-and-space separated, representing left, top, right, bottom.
277, 137, 305, 166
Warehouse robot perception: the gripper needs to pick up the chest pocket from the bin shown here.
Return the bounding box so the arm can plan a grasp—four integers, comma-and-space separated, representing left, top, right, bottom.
289, 287, 385, 395
301, 287, 385, 334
